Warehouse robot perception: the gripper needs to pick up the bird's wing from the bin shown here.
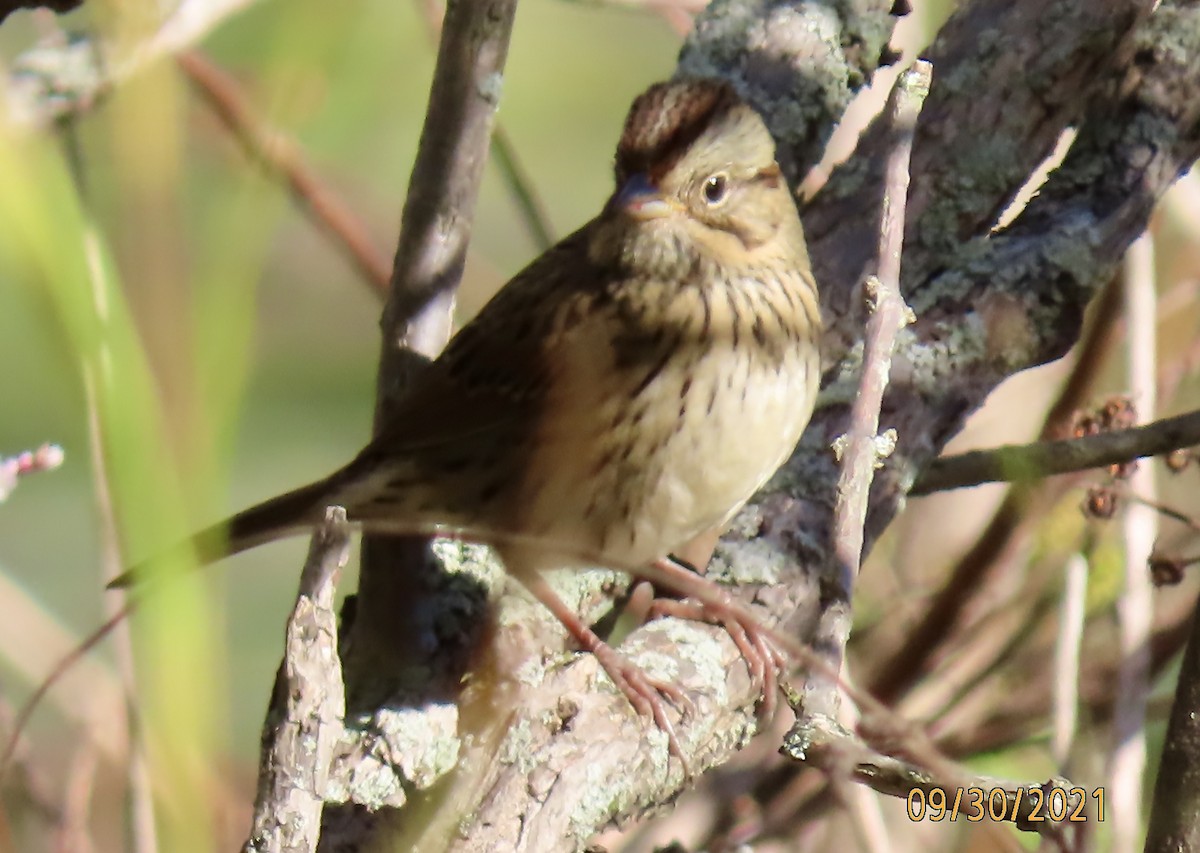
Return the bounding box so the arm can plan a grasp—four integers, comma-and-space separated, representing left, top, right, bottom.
354, 223, 606, 461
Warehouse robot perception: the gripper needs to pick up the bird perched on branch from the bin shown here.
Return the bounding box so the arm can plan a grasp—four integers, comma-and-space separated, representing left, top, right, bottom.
112, 77, 823, 760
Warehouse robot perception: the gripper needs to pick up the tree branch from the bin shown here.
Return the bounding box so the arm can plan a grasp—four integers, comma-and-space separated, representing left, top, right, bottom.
912, 409, 1200, 495
1144, 592, 1200, 852
244, 508, 350, 853
805, 61, 927, 719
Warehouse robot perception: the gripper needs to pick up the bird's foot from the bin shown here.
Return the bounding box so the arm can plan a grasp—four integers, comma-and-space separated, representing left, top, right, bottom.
648, 557, 788, 722
648, 596, 785, 721
519, 574, 693, 769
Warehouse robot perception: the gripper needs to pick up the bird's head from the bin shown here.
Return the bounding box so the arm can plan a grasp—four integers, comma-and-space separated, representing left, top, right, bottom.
590, 78, 802, 278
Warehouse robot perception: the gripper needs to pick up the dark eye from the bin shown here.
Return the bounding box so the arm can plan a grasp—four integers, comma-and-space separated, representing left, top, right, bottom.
703, 174, 728, 205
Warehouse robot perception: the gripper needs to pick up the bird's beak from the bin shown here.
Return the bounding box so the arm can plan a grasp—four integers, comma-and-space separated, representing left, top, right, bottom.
615, 173, 672, 221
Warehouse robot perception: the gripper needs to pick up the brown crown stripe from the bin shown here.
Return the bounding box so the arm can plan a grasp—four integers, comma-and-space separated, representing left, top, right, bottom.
615, 79, 740, 184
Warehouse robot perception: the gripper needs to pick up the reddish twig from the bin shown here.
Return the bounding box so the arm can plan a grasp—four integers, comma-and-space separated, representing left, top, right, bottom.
177, 50, 392, 297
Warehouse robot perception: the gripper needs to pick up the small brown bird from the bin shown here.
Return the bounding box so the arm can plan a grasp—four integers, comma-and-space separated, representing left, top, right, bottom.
115, 78, 822, 754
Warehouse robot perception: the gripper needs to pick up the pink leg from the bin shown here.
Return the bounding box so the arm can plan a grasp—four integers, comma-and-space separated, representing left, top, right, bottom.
519, 573, 692, 766
648, 558, 787, 721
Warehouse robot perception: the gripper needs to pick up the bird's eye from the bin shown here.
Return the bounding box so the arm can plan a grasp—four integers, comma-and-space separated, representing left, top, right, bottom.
703, 174, 728, 205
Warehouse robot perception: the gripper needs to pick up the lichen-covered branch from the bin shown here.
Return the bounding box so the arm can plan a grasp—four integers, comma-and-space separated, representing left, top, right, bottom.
244, 508, 349, 853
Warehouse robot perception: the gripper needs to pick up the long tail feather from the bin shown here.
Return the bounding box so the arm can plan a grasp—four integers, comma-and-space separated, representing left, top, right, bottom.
108, 475, 338, 589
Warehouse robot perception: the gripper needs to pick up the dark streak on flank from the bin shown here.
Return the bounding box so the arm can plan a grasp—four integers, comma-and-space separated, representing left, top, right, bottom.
632, 347, 673, 398
752, 314, 767, 347
726, 287, 742, 350
797, 280, 821, 335
707, 382, 719, 415
759, 281, 791, 343
590, 446, 617, 478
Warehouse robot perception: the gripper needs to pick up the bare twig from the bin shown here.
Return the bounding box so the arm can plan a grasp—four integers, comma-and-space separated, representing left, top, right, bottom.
912, 408, 1200, 495
0, 597, 128, 776
489, 125, 554, 251
0, 443, 63, 503
243, 508, 350, 853
1144, 585, 1200, 852
1110, 231, 1157, 853
805, 61, 929, 715
177, 50, 392, 297
373, 1, 516, 406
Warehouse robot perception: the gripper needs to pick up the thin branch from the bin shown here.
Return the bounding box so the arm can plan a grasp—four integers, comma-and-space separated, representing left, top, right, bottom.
1144, 587, 1200, 852
804, 60, 929, 715
243, 507, 350, 853
346, 0, 518, 688
176, 50, 392, 297
323, 1, 518, 847
489, 125, 554, 251
373, 0, 517, 406
911, 408, 1200, 495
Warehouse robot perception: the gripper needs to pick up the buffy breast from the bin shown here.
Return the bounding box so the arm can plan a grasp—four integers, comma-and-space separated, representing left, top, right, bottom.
617, 341, 816, 561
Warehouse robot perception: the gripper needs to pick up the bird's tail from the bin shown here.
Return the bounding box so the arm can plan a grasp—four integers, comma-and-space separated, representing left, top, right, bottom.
108, 474, 340, 589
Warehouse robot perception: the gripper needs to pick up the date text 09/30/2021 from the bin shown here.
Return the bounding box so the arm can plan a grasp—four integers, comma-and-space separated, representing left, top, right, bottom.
907, 786, 1105, 823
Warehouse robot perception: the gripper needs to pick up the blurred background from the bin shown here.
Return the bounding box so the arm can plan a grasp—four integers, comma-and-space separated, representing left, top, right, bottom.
1, 0, 1198, 850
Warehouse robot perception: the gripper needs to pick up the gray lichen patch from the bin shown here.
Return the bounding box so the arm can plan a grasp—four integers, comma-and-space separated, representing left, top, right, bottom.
327, 703, 460, 809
